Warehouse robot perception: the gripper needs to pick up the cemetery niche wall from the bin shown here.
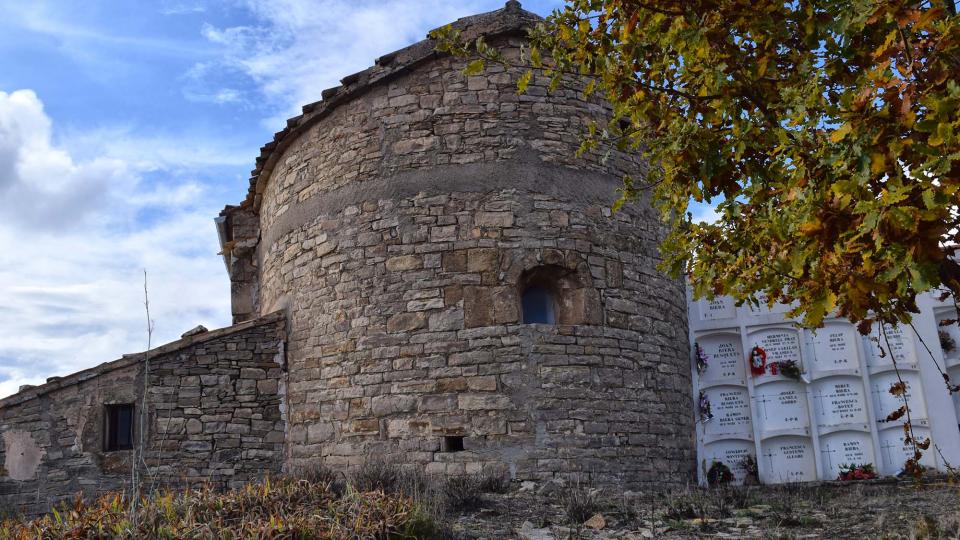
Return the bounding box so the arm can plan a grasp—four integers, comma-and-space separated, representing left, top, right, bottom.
689, 288, 960, 485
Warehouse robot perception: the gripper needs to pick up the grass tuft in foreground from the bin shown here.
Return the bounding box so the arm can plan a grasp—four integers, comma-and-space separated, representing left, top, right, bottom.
0, 476, 439, 540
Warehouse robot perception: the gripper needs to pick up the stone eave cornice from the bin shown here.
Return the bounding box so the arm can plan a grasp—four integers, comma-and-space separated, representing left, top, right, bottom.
0, 311, 286, 409
223, 1, 541, 217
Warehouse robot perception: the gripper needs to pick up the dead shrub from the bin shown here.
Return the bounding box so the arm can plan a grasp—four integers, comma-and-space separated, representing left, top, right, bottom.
560, 482, 603, 525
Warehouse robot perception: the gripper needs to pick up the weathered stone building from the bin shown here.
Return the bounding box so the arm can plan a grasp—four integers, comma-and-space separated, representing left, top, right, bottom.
0, 1, 694, 513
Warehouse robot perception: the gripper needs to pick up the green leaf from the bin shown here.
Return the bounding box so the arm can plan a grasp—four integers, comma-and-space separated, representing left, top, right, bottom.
463, 59, 485, 76
517, 70, 533, 94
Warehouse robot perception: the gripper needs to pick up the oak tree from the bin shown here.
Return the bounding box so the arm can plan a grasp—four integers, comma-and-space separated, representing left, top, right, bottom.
434, 0, 960, 476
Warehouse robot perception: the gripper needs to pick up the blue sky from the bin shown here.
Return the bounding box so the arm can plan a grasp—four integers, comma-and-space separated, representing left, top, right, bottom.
0, 0, 573, 398
0, 0, 719, 398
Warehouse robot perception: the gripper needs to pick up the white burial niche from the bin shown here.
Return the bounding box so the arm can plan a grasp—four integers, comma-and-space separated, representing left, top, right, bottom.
701, 385, 754, 441
817, 430, 876, 479
748, 327, 806, 384
878, 425, 936, 475
810, 376, 869, 431
702, 439, 756, 485
753, 380, 811, 436
870, 370, 929, 426
951, 364, 960, 423
695, 331, 745, 386
935, 307, 960, 366
758, 436, 818, 484
697, 296, 737, 321
810, 322, 862, 377
865, 323, 919, 372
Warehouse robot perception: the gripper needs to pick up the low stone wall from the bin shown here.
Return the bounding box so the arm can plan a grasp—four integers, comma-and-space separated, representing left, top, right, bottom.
0, 313, 286, 516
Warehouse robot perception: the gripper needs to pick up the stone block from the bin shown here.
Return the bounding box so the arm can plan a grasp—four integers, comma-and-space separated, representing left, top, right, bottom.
386, 255, 422, 272
466, 376, 498, 391
419, 394, 458, 412
429, 308, 464, 331
386, 312, 428, 333
475, 211, 513, 228
443, 251, 467, 272
257, 379, 279, 394
463, 286, 518, 327
241, 368, 266, 380
458, 394, 511, 410
371, 394, 417, 416
467, 248, 498, 272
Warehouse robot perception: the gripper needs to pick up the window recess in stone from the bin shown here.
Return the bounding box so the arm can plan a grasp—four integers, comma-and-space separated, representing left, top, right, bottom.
104, 404, 134, 452
522, 286, 556, 324
442, 436, 465, 453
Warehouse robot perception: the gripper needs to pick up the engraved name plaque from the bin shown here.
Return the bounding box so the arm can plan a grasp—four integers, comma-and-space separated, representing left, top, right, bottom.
759, 437, 818, 484
811, 324, 860, 373
702, 440, 756, 485
878, 426, 936, 474
811, 377, 868, 427
818, 431, 876, 479
871, 371, 928, 422
754, 381, 810, 434
699, 297, 736, 321
866, 324, 917, 369
703, 386, 754, 438
698, 334, 745, 384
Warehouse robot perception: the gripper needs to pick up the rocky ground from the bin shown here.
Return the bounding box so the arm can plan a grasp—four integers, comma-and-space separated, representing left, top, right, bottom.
445, 477, 960, 539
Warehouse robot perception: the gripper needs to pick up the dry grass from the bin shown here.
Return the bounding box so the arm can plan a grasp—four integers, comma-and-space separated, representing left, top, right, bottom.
0, 475, 439, 539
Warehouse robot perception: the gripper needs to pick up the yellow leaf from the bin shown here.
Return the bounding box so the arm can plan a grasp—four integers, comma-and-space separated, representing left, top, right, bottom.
798, 219, 822, 235
757, 55, 769, 78
830, 123, 852, 143
870, 152, 887, 174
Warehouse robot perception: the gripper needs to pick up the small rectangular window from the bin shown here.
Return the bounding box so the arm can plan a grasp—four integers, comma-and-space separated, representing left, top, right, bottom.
442, 435, 465, 453
104, 404, 134, 451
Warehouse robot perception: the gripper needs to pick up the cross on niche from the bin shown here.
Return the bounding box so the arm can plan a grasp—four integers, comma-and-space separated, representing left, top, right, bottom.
811, 389, 829, 415
820, 443, 837, 471
880, 439, 900, 470
762, 448, 777, 473
753, 393, 772, 421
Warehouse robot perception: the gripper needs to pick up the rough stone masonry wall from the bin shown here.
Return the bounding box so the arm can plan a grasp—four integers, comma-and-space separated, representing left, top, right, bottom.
0, 313, 286, 516
249, 35, 695, 488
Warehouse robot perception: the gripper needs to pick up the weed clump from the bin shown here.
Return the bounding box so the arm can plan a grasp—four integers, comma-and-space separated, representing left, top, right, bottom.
0, 476, 440, 539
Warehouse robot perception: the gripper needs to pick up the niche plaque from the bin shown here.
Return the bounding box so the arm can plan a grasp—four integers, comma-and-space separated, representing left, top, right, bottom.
751, 328, 802, 372
703, 386, 753, 438
811, 377, 868, 427
754, 381, 810, 434
818, 431, 876, 479
936, 310, 960, 360
699, 297, 736, 321
866, 324, 917, 369
702, 440, 756, 485
871, 371, 928, 423
878, 426, 936, 474
759, 437, 817, 484
811, 324, 860, 373
698, 333, 745, 384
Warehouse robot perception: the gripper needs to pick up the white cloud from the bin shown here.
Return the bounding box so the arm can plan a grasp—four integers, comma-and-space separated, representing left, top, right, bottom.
0, 90, 231, 398
195, 0, 491, 125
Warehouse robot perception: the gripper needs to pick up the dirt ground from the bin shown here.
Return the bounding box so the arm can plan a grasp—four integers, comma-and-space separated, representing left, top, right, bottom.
446, 477, 960, 539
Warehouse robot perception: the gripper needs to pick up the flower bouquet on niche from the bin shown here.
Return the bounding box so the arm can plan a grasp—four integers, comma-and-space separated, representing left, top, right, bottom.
706, 460, 734, 487
837, 463, 878, 481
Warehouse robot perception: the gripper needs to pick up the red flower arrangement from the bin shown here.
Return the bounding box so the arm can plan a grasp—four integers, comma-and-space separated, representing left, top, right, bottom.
838, 463, 878, 481
749, 346, 767, 376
